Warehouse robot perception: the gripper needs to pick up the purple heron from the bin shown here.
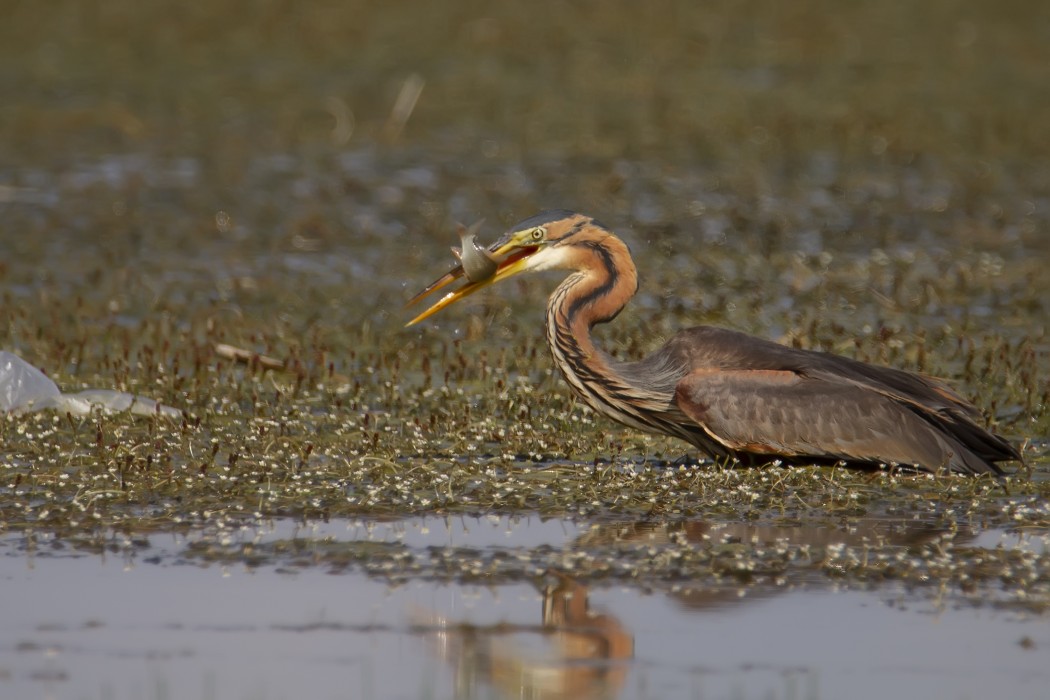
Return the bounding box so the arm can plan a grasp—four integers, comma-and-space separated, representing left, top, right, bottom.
407, 211, 1018, 476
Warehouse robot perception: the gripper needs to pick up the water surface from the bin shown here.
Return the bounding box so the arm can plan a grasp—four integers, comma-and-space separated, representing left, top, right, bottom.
1, 3, 1048, 699
3, 517, 1048, 700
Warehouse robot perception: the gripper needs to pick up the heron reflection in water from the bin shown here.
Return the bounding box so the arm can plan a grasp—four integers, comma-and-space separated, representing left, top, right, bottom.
411, 516, 969, 700
413, 576, 631, 700
408, 211, 1019, 475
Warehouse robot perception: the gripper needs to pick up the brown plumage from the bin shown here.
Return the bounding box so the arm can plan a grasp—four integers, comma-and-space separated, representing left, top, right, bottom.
408, 210, 1019, 476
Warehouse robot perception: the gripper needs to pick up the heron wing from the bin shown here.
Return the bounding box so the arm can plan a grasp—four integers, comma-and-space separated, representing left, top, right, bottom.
663, 326, 980, 417
673, 368, 1000, 474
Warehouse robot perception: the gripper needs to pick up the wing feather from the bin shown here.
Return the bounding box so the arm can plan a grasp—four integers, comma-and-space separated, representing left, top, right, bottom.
618, 326, 1014, 474
674, 368, 1002, 475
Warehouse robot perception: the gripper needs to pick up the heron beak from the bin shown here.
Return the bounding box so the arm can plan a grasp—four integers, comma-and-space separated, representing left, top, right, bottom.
405, 240, 539, 326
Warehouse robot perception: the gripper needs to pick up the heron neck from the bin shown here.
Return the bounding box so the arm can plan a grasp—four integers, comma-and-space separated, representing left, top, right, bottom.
542, 234, 697, 442
545, 237, 638, 363
543, 236, 659, 426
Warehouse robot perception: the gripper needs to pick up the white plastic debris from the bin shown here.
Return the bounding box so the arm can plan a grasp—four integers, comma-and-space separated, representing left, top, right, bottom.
0, 351, 180, 418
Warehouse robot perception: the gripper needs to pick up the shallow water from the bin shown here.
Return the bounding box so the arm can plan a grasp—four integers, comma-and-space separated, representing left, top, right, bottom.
3, 517, 1049, 700
2, 2, 1049, 698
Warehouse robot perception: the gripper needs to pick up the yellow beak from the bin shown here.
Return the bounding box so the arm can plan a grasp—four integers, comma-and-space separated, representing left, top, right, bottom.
405, 241, 539, 326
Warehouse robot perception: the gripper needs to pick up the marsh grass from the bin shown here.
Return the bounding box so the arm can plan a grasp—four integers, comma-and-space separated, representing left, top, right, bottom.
1, 0, 1048, 610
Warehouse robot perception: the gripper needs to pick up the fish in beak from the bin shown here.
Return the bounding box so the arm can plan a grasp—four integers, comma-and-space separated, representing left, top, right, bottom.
451, 220, 498, 283
405, 226, 542, 326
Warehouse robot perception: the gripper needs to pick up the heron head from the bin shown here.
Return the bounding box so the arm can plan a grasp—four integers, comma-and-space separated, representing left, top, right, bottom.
405, 210, 593, 325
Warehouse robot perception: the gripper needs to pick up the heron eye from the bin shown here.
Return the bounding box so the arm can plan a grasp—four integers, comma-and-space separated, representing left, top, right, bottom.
530, 227, 546, 241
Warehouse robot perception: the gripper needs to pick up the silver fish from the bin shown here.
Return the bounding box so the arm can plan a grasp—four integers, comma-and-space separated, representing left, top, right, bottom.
451, 220, 497, 283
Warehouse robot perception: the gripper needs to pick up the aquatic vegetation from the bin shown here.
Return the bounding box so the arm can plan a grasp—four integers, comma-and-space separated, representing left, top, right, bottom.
0, 0, 1047, 621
